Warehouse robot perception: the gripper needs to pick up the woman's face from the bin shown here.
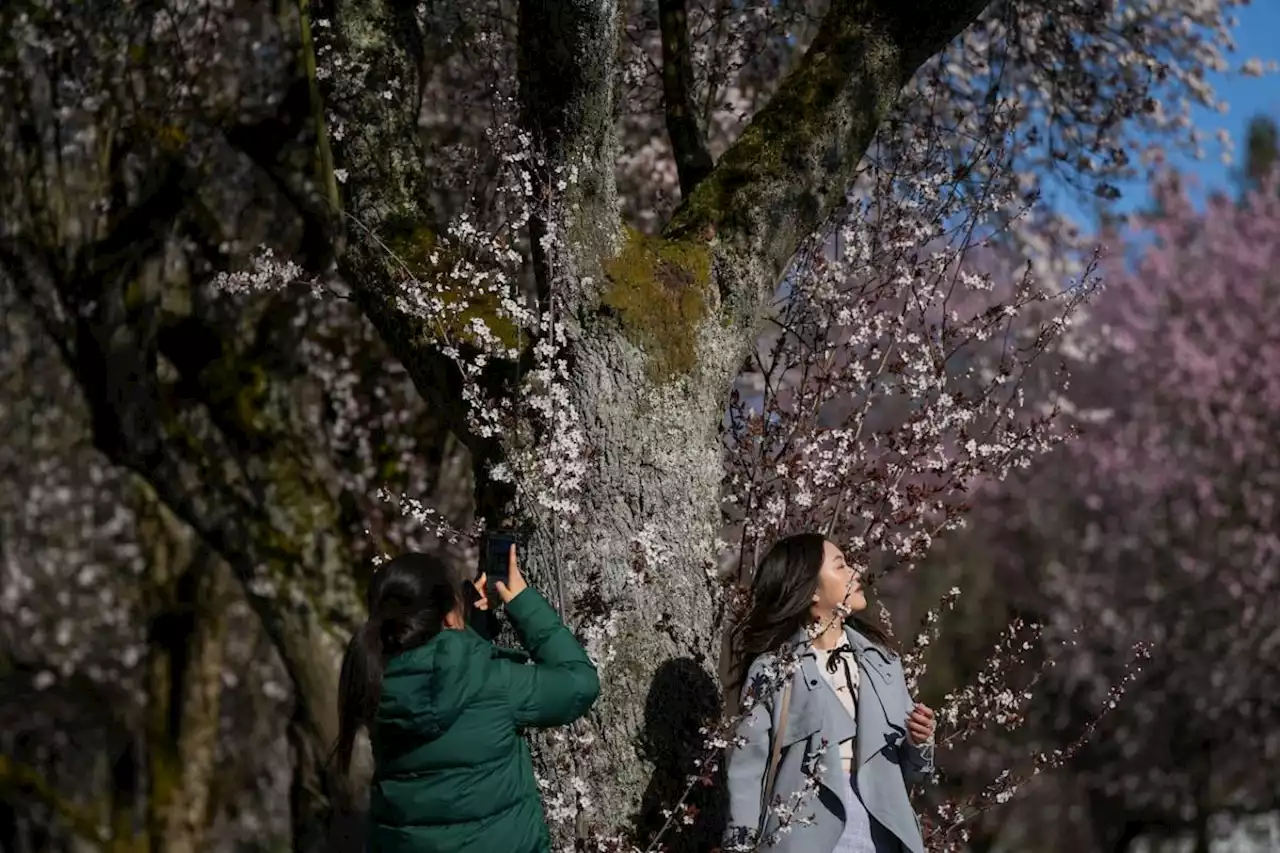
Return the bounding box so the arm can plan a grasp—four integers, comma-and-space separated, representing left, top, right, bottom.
810, 540, 866, 621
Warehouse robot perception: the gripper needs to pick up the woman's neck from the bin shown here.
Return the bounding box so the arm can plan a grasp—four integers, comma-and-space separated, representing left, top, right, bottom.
811, 619, 846, 651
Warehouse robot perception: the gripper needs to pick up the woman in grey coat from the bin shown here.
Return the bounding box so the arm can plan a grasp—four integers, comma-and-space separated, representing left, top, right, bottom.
723, 533, 936, 853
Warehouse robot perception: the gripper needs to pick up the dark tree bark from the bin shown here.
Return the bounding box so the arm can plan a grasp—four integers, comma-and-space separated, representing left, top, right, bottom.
137, 489, 233, 853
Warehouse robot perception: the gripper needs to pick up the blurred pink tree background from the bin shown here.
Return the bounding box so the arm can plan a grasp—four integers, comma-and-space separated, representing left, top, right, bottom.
935, 124, 1280, 852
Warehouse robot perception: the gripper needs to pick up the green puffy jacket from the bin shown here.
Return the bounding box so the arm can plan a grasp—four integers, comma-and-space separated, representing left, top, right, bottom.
368, 588, 600, 853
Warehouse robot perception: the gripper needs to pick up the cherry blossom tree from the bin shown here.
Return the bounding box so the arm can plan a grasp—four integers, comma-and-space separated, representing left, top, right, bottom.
0, 271, 287, 853
968, 174, 1280, 853
0, 265, 477, 851
1066, 177, 1280, 852
0, 0, 482, 839
1, 0, 1271, 849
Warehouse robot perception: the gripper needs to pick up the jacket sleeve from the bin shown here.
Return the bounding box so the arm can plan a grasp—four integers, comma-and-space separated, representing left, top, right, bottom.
502, 588, 600, 728
723, 658, 774, 851
896, 669, 935, 786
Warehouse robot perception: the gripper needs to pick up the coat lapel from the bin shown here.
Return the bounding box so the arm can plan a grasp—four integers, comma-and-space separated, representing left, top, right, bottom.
771, 624, 924, 853
846, 626, 902, 766
769, 630, 822, 746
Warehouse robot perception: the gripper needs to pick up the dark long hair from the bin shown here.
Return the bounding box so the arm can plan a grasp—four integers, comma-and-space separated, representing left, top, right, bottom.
332, 552, 460, 773
729, 533, 897, 692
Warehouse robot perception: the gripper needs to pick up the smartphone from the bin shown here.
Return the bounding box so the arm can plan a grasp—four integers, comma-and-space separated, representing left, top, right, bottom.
481, 529, 518, 591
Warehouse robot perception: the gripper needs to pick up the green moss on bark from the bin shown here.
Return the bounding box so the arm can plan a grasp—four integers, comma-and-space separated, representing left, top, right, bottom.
664, 9, 904, 248
383, 222, 520, 350
159, 355, 350, 623
602, 227, 713, 381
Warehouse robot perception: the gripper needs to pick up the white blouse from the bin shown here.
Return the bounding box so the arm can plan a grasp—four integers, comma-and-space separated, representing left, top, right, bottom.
816, 638, 860, 775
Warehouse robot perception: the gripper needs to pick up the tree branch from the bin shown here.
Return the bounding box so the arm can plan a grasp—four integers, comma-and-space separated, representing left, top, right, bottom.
665, 0, 990, 284
658, 0, 713, 196
517, 0, 622, 273
221, 75, 342, 274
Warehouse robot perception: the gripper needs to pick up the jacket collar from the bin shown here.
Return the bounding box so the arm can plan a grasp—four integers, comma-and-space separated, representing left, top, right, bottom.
462, 625, 529, 663
846, 623, 896, 676
787, 619, 895, 691
777, 620, 898, 765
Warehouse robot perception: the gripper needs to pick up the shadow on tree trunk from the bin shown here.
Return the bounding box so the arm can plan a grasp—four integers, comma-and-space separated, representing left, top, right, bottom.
633, 657, 727, 852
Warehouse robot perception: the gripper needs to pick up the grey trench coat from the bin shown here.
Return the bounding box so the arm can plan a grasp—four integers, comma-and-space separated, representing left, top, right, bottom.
724, 625, 934, 853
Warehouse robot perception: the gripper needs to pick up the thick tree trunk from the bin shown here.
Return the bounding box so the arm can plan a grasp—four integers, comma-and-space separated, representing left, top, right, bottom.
502, 4, 994, 844
502, 0, 742, 839
160, 564, 227, 853
149, 576, 229, 853
289, 718, 332, 853
518, 328, 735, 842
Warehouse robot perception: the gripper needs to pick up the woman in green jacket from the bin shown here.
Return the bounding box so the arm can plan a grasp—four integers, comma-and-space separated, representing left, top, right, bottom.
333, 546, 600, 853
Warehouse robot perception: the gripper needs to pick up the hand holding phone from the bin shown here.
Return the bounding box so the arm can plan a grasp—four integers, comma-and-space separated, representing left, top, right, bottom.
481, 530, 528, 604
494, 542, 527, 604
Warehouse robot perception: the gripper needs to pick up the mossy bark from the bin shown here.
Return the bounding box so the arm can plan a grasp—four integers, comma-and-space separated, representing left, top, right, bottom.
602, 227, 714, 381
311, 0, 501, 470
516, 0, 623, 272
0, 757, 106, 848
148, 323, 361, 853
502, 2, 734, 845
665, 0, 991, 318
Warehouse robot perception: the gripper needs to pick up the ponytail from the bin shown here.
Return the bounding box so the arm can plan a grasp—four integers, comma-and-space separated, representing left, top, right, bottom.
331, 552, 462, 774
334, 620, 385, 774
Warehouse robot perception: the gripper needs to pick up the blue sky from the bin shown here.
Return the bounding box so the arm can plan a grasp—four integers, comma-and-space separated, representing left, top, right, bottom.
1057, 1, 1280, 224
